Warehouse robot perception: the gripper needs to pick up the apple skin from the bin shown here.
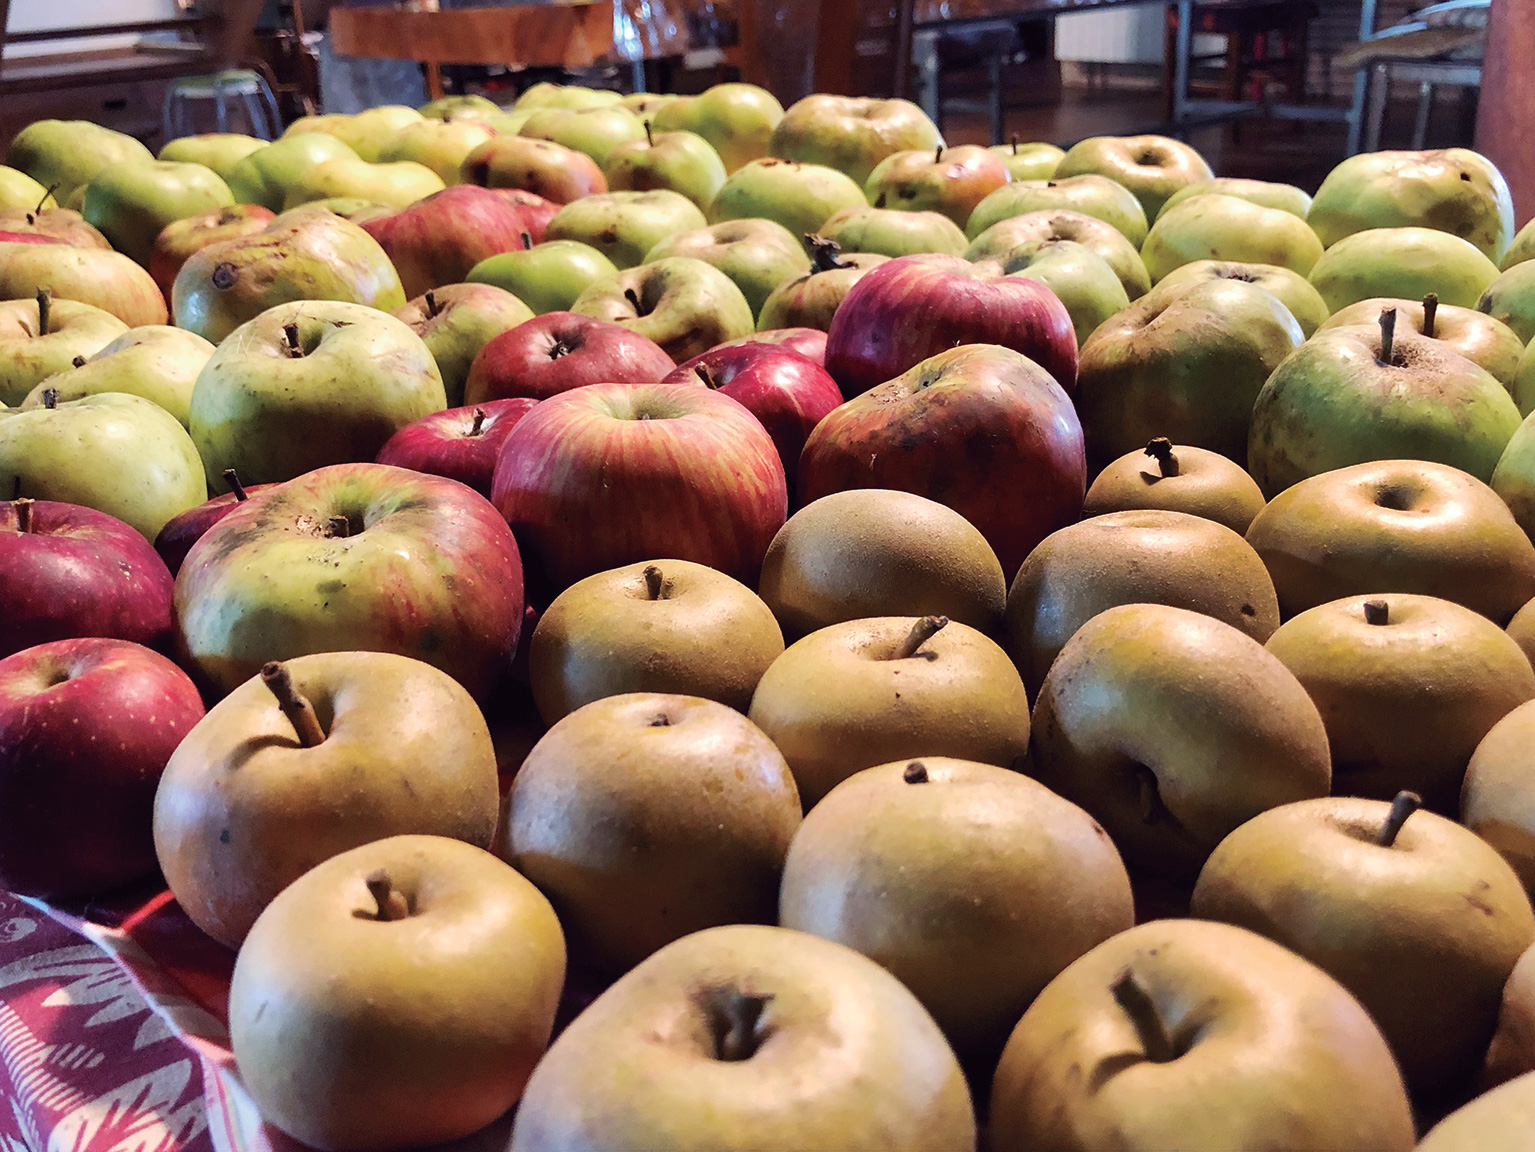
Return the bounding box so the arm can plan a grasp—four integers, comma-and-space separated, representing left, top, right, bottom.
1321, 295, 1526, 396
174, 463, 525, 699
664, 343, 843, 483
490, 188, 559, 243
1, 499, 175, 658
1158, 176, 1313, 220
491, 381, 787, 594
24, 324, 211, 429
819, 204, 969, 259
707, 157, 869, 240
226, 132, 362, 212
604, 127, 728, 211
375, 398, 538, 498
967, 174, 1150, 246
769, 95, 943, 187
1140, 193, 1324, 282
0, 241, 168, 327
518, 105, 647, 169
0, 165, 57, 210
546, 189, 708, 270
571, 256, 756, 363
864, 144, 1012, 228
377, 118, 494, 185
282, 158, 446, 211
716, 326, 827, 365
158, 133, 268, 182
1479, 261, 1535, 346
650, 82, 785, 174
460, 136, 608, 203
988, 140, 1064, 181
995, 239, 1129, 347
393, 283, 535, 408
362, 185, 544, 299
0, 207, 109, 248
799, 343, 1085, 579
153, 480, 280, 576
965, 208, 1152, 301
0, 637, 203, 899
148, 203, 274, 300
465, 311, 675, 404
81, 159, 235, 267
1494, 410, 1535, 541
825, 253, 1077, 397
466, 240, 618, 316
1148, 259, 1330, 336
644, 218, 811, 320
0, 295, 129, 407
756, 249, 888, 333
5, 119, 153, 206
1055, 134, 1215, 221
1308, 226, 1502, 313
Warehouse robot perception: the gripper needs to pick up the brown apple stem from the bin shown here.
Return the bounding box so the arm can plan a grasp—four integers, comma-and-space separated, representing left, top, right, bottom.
364, 869, 411, 921
521, 230, 533, 251
469, 407, 487, 436
695, 364, 719, 390
1010, 134, 1020, 154
934, 143, 943, 164
1144, 437, 1179, 477
35, 184, 58, 214
807, 234, 851, 274
41, 388, 58, 410
71, 355, 85, 369
222, 468, 249, 501
1363, 599, 1390, 626
327, 515, 350, 539
703, 988, 773, 1062
1112, 969, 1178, 1063
903, 761, 929, 784
644, 119, 654, 147
643, 563, 665, 600
1377, 790, 1422, 848
624, 287, 644, 315
1421, 293, 1438, 339
35, 288, 51, 338
891, 615, 948, 660
13, 497, 33, 534
424, 290, 441, 319
283, 322, 303, 358
1378, 307, 1397, 366
259, 661, 327, 748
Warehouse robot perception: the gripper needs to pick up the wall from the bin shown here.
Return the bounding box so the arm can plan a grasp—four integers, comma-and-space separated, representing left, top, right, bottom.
4, 0, 181, 57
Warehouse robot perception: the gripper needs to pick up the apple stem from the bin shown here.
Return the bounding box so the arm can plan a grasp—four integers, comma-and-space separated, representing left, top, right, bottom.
1377, 790, 1422, 848
521, 230, 533, 251
1421, 293, 1438, 339
259, 661, 327, 748
424, 290, 441, 319
283, 322, 303, 358
12, 497, 33, 534
644, 563, 665, 600
1010, 135, 1020, 154
35, 288, 50, 338
891, 615, 948, 660
807, 235, 852, 274
695, 364, 719, 390
934, 144, 943, 164
223, 469, 249, 501
327, 515, 350, 539
644, 119, 654, 147
903, 761, 929, 784
624, 287, 644, 315
71, 355, 85, 369
1363, 599, 1389, 626
703, 988, 773, 1062
364, 869, 411, 921
1144, 437, 1179, 477
41, 387, 57, 410
469, 407, 487, 436
1112, 969, 1178, 1063
1378, 307, 1398, 367
35, 184, 58, 214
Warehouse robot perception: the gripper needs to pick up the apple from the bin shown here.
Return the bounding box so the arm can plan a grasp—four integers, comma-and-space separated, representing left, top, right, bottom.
515, 82, 622, 111
5, 119, 153, 205
0, 637, 203, 899
819, 204, 968, 258
460, 135, 607, 203
393, 283, 533, 408
1083, 437, 1267, 533
824, 253, 1077, 397
965, 207, 1151, 300
996, 239, 1129, 347
707, 157, 867, 239
377, 118, 493, 184
1147, 258, 1330, 336
1479, 260, 1535, 346
769, 95, 942, 186
464, 311, 674, 404
546, 189, 707, 270
1321, 293, 1526, 396
291, 105, 425, 163
1494, 409, 1535, 540
716, 325, 827, 364
1504, 216, 1535, 271
1141, 193, 1324, 282
571, 256, 755, 363
0, 205, 109, 248
491, 381, 786, 593
645, 218, 809, 320
756, 240, 887, 332
1, 498, 174, 657
466, 239, 616, 315
0, 292, 127, 406
148, 203, 274, 300
519, 105, 646, 169
23, 324, 214, 427
80, 159, 234, 267
226, 132, 362, 211
0, 242, 167, 327
152, 469, 277, 576
1463, 701, 1535, 898
489, 187, 559, 240
603, 124, 726, 211
158, 133, 268, 181
1308, 226, 1502, 313
375, 398, 537, 499
864, 144, 1011, 228
282, 158, 445, 210
967, 174, 1150, 246
1055, 134, 1214, 221
799, 343, 1084, 579
651, 82, 785, 174
987, 138, 1064, 182
1159, 175, 1312, 220
1417, 1072, 1535, 1151
362, 184, 541, 299
0, 165, 57, 211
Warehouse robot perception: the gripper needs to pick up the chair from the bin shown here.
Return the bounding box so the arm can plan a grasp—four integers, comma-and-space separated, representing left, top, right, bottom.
161, 67, 282, 139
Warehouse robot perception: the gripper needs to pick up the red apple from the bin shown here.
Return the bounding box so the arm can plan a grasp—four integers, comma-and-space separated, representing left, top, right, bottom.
0, 231, 59, 245
715, 326, 829, 366
460, 136, 607, 205
491, 382, 787, 593
149, 204, 275, 300
464, 312, 675, 404
153, 470, 279, 576
376, 398, 539, 498
799, 343, 1085, 577
664, 344, 842, 484
362, 185, 546, 299
2, 498, 175, 658
825, 253, 1078, 397
0, 637, 204, 898
492, 189, 559, 244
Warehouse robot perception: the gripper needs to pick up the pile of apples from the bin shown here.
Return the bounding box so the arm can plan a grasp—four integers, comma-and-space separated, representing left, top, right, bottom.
6, 76, 1535, 1151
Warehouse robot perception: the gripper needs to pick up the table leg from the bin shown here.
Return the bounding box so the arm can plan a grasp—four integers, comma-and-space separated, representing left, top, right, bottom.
1171, 0, 1193, 132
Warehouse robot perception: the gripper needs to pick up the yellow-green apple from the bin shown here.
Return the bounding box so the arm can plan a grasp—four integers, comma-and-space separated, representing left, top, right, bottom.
800, 343, 1083, 578
1494, 409, 1535, 539
148, 203, 275, 300
0, 205, 109, 248
0, 498, 174, 656
623, 92, 676, 117
988, 138, 1064, 181
0, 242, 167, 326
81, 159, 234, 266
1006, 509, 1280, 695
509, 922, 976, 1152
459, 135, 607, 203
992, 238, 1128, 346
603, 124, 726, 210
547, 189, 706, 269
225, 132, 361, 211
374, 397, 536, 498
1512, 597, 1535, 665
362, 184, 542, 299
965, 207, 1151, 299
0, 166, 55, 210
303, 105, 424, 162
1266, 593, 1535, 811
1083, 437, 1267, 532
0, 293, 127, 405
4, 120, 152, 205
1307, 148, 1514, 261
1418, 1071, 1535, 1151
528, 561, 783, 722
1132, 262, 1328, 340
189, 300, 445, 485
519, 105, 646, 168
464, 311, 674, 404
645, 218, 809, 319
864, 144, 1010, 228
0, 637, 202, 898
1246, 459, 1535, 621
988, 918, 1415, 1152
1158, 175, 1312, 219
755, 240, 887, 331
1141, 193, 1324, 281
22, 324, 214, 427
651, 82, 784, 173
571, 256, 754, 362
780, 756, 1132, 1061
1309, 226, 1501, 313
377, 118, 492, 184
825, 253, 1077, 396
282, 157, 445, 210
492, 381, 785, 592
230, 833, 564, 1151
515, 82, 621, 111
393, 283, 532, 407
967, 174, 1149, 246
770, 95, 941, 186
1075, 278, 1302, 466
1055, 134, 1213, 221
1326, 295, 1525, 396
152, 470, 277, 576
1479, 260, 1535, 345
507, 692, 799, 970
172, 210, 406, 344
1248, 309, 1522, 496
758, 489, 1006, 638
1464, 700, 1535, 898
158, 133, 267, 181
467, 239, 616, 315
1192, 792, 1535, 1094
0, 392, 203, 539
707, 157, 867, 238
1030, 603, 1331, 879
419, 93, 500, 119
1505, 217, 1535, 270
819, 204, 967, 258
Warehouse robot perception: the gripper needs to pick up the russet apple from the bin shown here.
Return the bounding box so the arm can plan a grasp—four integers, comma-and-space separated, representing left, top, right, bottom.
1464, 700, 1535, 898
1418, 1071, 1535, 1151
1083, 437, 1267, 533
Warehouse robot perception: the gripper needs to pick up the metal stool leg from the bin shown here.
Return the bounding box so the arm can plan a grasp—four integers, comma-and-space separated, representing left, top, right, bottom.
1364, 62, 1388, 151
1412, 80, 1434, 148
988, 51, 1004, 144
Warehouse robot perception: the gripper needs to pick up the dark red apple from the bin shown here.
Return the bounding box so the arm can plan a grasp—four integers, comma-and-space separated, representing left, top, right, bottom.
0, 637, 204, 899
464, 312, 675, 405
491, 381, 787, 594
375, 398, 539, 498
491, 189, 558, 244
361, 185, 547, 299
714, 327, 829, 366
799, 343, 1085, 578
664, 344, 842, 484
153, 470, 278, 576
2, 499, 176, 658
825, 254, 1078, 397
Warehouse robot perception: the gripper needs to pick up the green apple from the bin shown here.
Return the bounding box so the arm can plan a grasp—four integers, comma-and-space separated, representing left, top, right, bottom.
999, 239, 1129, 347
1321, 295, 1525, 393
0, 166, 57, 210
1479, 261, 1535, 345
967, 174, 1149, 246
604, 125, 726, 211
621, 92, 676, 117
769, 95, 941, 186
1518, 341, 1535, 417
651, 82, 784, 174
864, 144, 1011, 228
572, 256, 755, 362
1308, 227, 1501, 314
708, 157, 867, 239
81, 159, 234, 266
0, 242, 167, 328
515, 82, 622, 111
190, 300, 446, 485
282, 158, 446, 210
378, 120, 493, 185
417, 93, 500, 120
330, 106, 427, 163
987, 139, 1064, 182
467, 240, 617, 315
226, 132, 361, 212
0, 391, 204, 538
1493, 410, 1535, 541
172, 210, 406, 344
0, 294, 127, 406
158, 134, 268, 182
1054, 134, 1214, 221
1308, 148, 1514, 261
965, 208, 1151, 301
1502, 217, 1535, 271
20, 324, 213, 426
546, 189, 706, 269
1148, 259, 1329, 336
519, 106, 646, 168
819, 204, 967, 258
757, 242, 887, 331
394, 283, 534, 407
1142, 193, 1324, 282
4, 120, 152, 206
285, 198, 392, 224
1158, 176, 1312, 220
645, 218, 809, 320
